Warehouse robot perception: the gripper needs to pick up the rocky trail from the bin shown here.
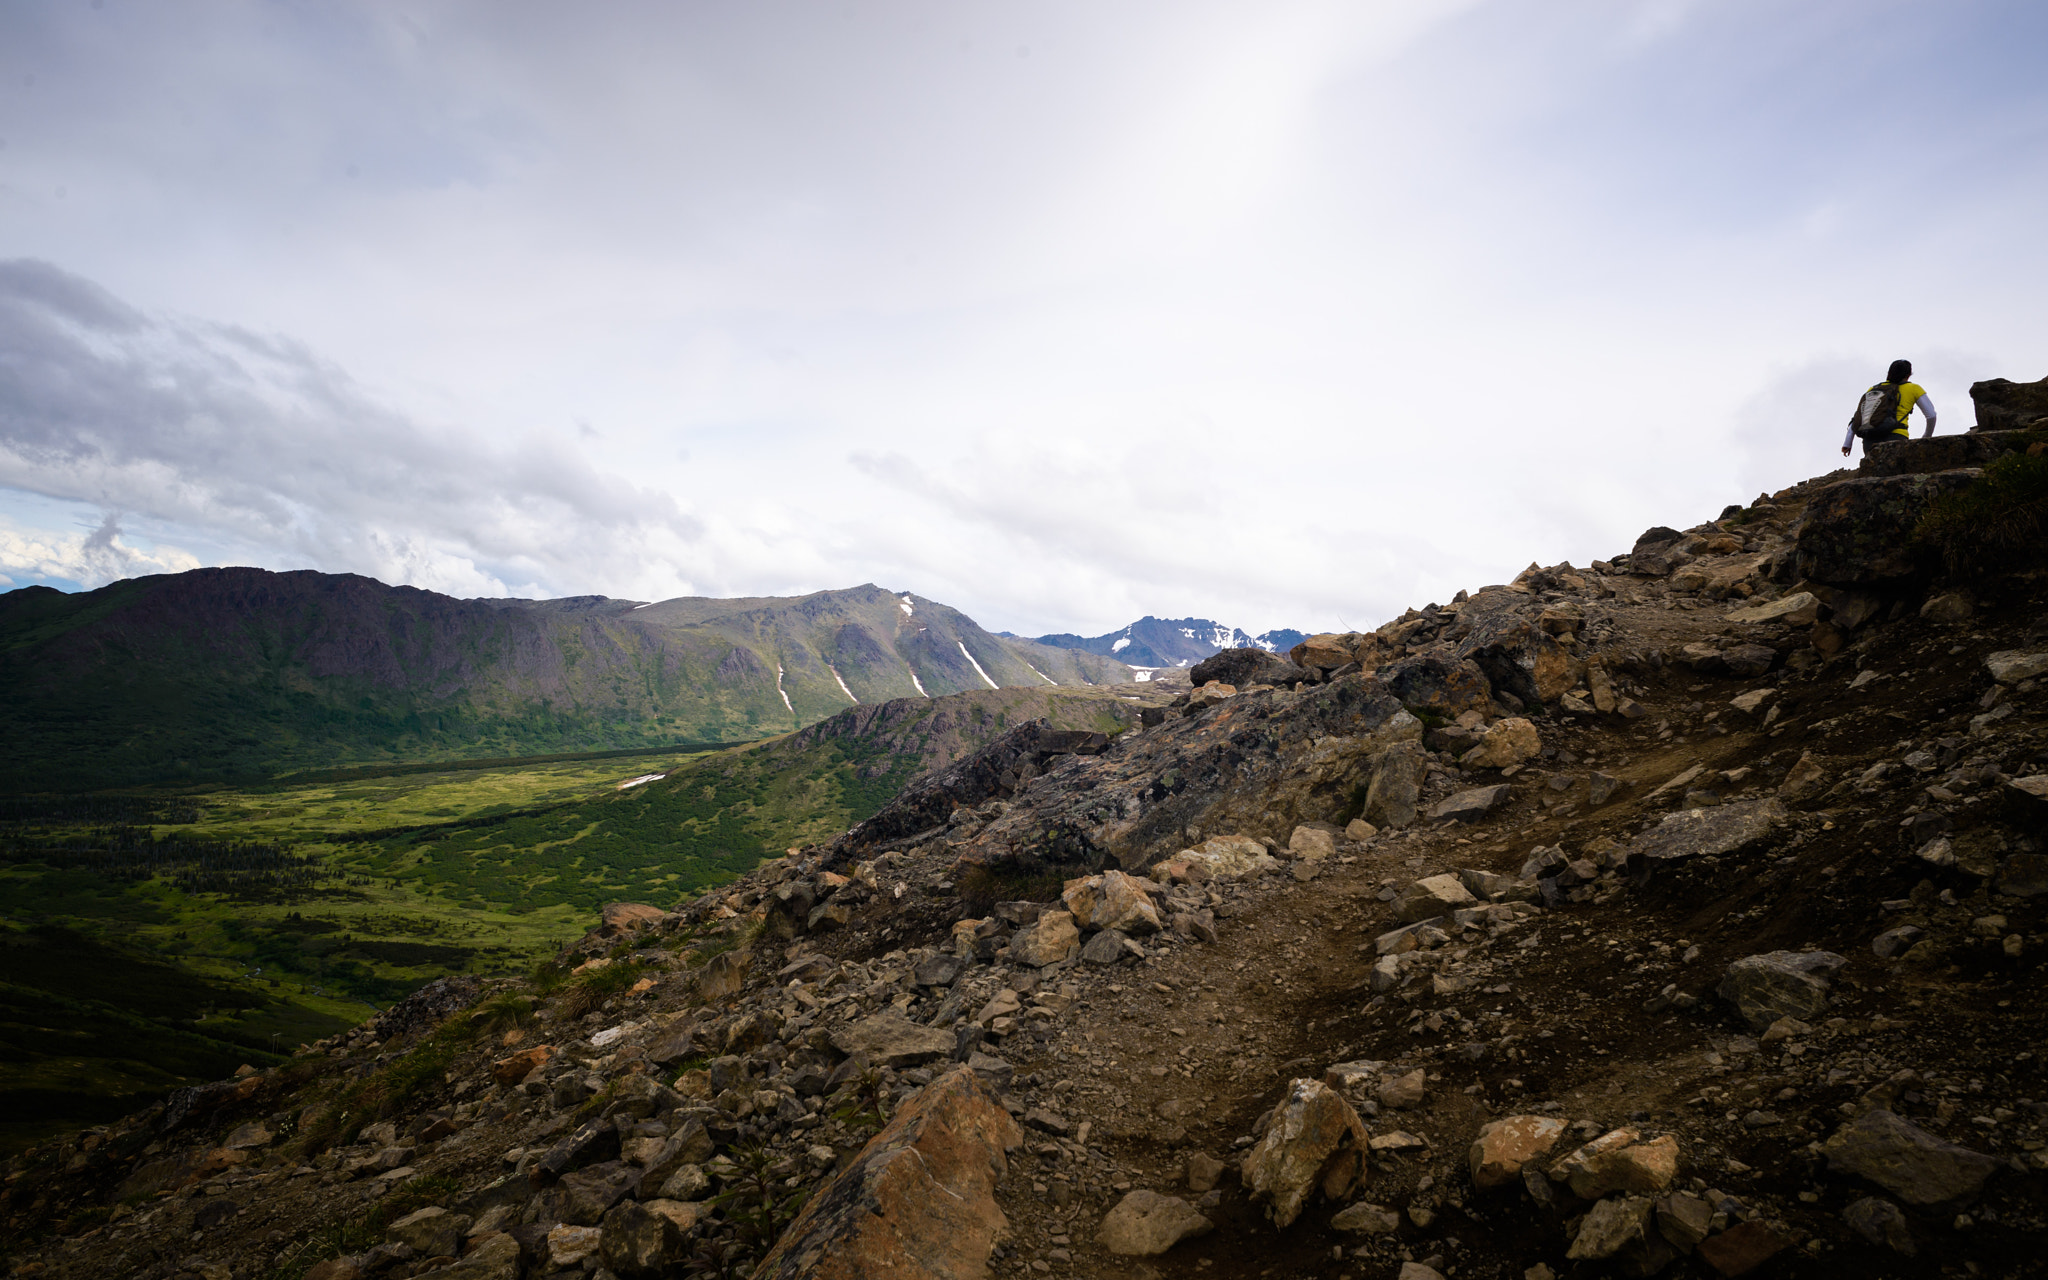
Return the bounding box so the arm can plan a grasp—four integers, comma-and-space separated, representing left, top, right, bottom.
7, 414, 2048, 1280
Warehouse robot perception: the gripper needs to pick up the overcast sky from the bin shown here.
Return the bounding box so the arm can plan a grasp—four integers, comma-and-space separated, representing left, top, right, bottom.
3, 1, 2044, 637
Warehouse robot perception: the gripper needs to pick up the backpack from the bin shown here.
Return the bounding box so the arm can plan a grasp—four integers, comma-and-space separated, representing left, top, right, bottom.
1851, 382, 1903, 441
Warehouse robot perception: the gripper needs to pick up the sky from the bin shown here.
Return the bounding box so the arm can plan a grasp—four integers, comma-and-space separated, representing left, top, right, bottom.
2, 0, 2045, 638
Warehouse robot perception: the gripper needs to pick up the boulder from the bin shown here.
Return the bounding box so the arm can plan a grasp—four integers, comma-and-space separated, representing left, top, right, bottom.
1823, 1109, 1999, 1205
1552, 1130, 1678, 1199
534, 1163, 640, 1226
1288, 826, 1338, 861
1366, 741, 1429, 829
1240, 1079, 1371, 1228
1779, 752, 1829, 802
1330, 1202, 1402, 1234
1007, 910, 1081, 967
1625, 799, 1785, 865
912, 953, 963, 987
696, 948, 750, 1002
1696, 1220, 1791, 1276
1061, 872, 1160, 935
1190, 648, 1310, 689
600, 902, 666, 936
1187, 683, 1237, 711
1454, 596, 1574, 705
831, 1013, 956, 1069
1079, 929, 1133, 965
1177, 835, 1279, 879
545, 1225, 603, 1269
598, 1199, 687, 1278
434, 1233, 520, 1280
386, 1207, 468, 1259
1459, 718, 1541, 770
1841, 1196, 1915, 1254
1430, 785, 1511, 823
1726, 591, 1820, 625
1377, 651, 1493, 718
1469, 1116, 1566, 1190
491, 1045, 553, 1087
753, 1067, 1022, 1280
1290, 633, 1373, 672
1793, 472, 1979, 584
1986, 650, 2048, 684
1717, 951, 1847, 1031
1377, 1069, 1425, 1109
1095, 1190, 1212, 1256
1393, 875, 1477, 923
1567, 1194, 1653, 1262
1860, 430, 2029, 476
1969, 374, 2048, 431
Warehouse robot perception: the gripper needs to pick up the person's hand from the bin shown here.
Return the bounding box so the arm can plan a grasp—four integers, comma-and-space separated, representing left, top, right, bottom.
1840, 446, 1851, 456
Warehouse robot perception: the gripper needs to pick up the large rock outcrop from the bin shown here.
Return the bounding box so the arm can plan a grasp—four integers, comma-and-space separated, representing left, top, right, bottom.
1792, 471, 1980, 584
1969, 375, 2048, 432
752, 1067, 1023, 1280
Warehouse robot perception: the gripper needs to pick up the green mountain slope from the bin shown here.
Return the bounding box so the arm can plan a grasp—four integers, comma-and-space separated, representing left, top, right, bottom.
0, 572, 1131, 790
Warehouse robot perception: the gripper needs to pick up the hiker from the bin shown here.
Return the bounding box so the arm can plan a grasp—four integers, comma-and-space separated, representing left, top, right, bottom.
1843, 358, 1937, 456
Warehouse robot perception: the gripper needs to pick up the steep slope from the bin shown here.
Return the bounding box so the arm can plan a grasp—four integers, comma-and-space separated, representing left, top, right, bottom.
12, 434, 2048, 1280
1032, 615, 1307, 668
0, 574, 1132, 789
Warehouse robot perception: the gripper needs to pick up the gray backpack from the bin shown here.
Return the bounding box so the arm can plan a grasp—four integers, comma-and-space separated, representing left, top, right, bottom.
1851, 382, 1903, 441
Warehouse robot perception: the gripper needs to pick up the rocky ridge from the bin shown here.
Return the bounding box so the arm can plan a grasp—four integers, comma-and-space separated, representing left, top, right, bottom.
5, 432, 2048, 1280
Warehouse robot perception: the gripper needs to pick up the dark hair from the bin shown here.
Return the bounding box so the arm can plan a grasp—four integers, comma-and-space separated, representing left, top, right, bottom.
1886, 359, 1913, 383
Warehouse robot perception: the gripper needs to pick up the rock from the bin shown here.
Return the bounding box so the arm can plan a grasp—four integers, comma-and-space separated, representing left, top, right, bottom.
1185, 1152, 1226, 1193
1872, 925, 1923, 958
657, 1165, 711, 1201
1986, 650, 2048, 684
1393, 876, 1477, 924
601, 902, 666, 936
1062, 871, 1161, 934
1793, 472, 1979, 584
1969, 374, 2048, 431
831, 1013, 956, 1069
222, 1122, 272, 1150
303, 1261, 362, 1280
1291, 633, 1372, 671
1841, 1196, 1915, 1254
1726, 591, 1820, 625
1079, 929, 1133, 965
2000, 852, 2048, 897
1459, 717, 1541, 770
1823, 1109, 1999, 1205
491, 1045, 553, 1086
696, 948, 750, 1002
913, 954, 964, 987
435, 1233, 520, 1280
1239, 1078, 1371, 1228
1366, 741, 1429, 828
1330, 1201, 1402, 1234
1588, 772, 1622, 807
1458, 867, 1532, 903
1187, 683, 1237, 710
1728, 688, 1774, 715
1696, 1220, 1791, 1277
1430, 785, 1512, 823
973, 989, 1021, 1024
1191, 647, 1310, 689
1346, 818, 1377, 842
1920, 591, 1974, 622
598, 1199, 686, 1278
387, 1207, 468, 1259
753, 1067, 1022, 1280
1398, 1265, 1445, 1280
964, 1051, 1014, 1092
546, 1223, 604, 1268
1469, 1116, 1566, 1190
1779, 751, 1829, 802
1288, 826, 1338, 860
1095, 1190, 1212, 1256
1455, 596, 1574, 705
1377, 1069, 1426, 1109
1008, 910, 1081, 967
1717, 950, 1847, 1031
528, 1119, 623, 1186
1553, 1131, 1678, 1199
1022, 1107, 1073, 1137
536, 1162, 641, 1226
1626, 799, 1786, 866
1178, 835, 1280, 879
1378, 651, 1494, 717
1567, 1194, 1653, 1261
1656, 1193, 1713, 1251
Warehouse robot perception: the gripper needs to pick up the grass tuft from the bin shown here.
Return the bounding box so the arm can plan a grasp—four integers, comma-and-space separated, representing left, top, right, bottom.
1915, 444, 2048, 576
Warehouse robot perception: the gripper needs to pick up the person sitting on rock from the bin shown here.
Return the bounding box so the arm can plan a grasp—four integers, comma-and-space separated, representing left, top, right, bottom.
1843, 358, 1936, 456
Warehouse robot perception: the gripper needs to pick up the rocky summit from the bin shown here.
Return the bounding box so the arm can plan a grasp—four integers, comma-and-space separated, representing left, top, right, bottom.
7, 429, 2048, 1280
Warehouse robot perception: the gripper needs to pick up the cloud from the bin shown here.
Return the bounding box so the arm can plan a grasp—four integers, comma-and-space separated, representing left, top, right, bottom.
0, 509, 201, 590
0, 258, 705, 599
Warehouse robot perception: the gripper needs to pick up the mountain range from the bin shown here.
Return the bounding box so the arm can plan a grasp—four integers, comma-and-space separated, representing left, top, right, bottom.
1027, 615, 1306, 669
0, 570, 1133, 789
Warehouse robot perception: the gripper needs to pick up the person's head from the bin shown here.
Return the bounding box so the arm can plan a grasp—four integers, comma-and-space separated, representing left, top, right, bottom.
1887, 358, 1913, 384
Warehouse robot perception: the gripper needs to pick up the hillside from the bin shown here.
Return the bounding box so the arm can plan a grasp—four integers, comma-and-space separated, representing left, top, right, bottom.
1032, 615, 1306, 669
10, 424, 2046, 1279
0, 574, 1132, 789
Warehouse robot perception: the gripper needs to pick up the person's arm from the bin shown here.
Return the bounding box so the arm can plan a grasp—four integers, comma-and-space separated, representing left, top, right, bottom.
1917, 393, 1937, 438
1842, 419, 1856, 455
